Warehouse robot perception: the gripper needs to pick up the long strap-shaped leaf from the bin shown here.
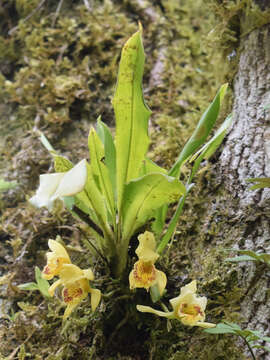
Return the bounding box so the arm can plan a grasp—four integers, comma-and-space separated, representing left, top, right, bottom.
84, 162, 114, 240
122, 173, 186, 241
169, 83, 228, 178
96, 117, 117, 200
113, 26, 151, 212
189, 114, 232, 182
88, 127, 115, 221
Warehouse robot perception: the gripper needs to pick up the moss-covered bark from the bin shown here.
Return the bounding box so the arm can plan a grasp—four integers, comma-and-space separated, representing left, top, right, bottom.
1, 0, 269, 359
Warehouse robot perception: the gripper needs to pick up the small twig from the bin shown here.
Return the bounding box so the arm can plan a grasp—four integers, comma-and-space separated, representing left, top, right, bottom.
52, 0, 65, 27
8, 0, 47, 35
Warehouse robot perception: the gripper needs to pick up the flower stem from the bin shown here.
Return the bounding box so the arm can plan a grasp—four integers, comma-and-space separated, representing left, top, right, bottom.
240, 335, 256, 360
157, 183, 193, 254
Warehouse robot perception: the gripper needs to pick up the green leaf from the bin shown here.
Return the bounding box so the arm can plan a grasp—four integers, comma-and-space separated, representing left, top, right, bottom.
150, 283, 162, 303
54, 155, 73, 172
18, 282, 39, 291
140, 159, 169, 236
122, 173, 186, 241
88, 127, 115, 218
253, 345, 270, 352
157, 183, 194, 254
238, 250, 261, 259
247, 177, 270, 190
34, 266, 50, 298
259, 254, 270, 263
96, 117, 117, 198
189, 114, 232, 181
225, 255, 256, 263
84, 163, 109, 226
226, 250, 270, 265
62, 195, 75, 210
139, 158, 167, 176
169, 83, 228, 177
151, 205, 168, 236
204, 322, 241, 334
39, 131, 56, 153
204, 323, 237, 334
0, 178, 17, 192
113, 27, 152, 211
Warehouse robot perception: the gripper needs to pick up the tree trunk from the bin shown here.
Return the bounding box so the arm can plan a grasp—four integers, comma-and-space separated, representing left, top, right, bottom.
215, 22, 270, 360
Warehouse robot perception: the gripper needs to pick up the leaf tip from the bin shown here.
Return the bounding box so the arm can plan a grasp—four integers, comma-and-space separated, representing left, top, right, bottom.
220, 83, 228, 102
138, 21, 143, 34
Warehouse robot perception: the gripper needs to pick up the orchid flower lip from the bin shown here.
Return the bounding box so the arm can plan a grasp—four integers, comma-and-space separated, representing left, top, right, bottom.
48, 262, 101, 319
129, 231, 167, 295
136, 280, 215, 328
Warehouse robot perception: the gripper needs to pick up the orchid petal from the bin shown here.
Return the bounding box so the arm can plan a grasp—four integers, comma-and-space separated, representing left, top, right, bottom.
29, 173, 65, 210
136, 305, 173, 318
48, 239, 70, 261
83, 268, 95, 281
53, 159, 87, 198
59, 264, 85, 285
195, 322, 216, 328
90, 288, 101, 311
136, 231, 159, 263
63, 299, 81, 320
156, 270, 167, 296
48, 279, 62, 296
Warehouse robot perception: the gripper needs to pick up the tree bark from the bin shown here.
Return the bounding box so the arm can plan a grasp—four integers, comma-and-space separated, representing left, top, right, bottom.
217, 23, 270, 359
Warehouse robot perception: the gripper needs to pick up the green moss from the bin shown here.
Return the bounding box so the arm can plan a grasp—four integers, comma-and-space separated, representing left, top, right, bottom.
205, 0, 270, 54
0, 0, 251, 359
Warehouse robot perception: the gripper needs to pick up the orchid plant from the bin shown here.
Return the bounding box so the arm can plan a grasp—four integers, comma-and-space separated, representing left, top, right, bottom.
29, 26, 231, 321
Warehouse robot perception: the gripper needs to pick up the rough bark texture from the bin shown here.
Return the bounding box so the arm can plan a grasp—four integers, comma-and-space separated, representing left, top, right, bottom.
218, 24, 270, 359
3, 1, 270, 358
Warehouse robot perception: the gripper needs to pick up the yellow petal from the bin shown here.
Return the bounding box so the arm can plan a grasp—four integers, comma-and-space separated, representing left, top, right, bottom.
59, 264, 85, 285
129, 270, 136, 290
136, 231, 159, 263
170, 281, 197, 311
196, 296, 207, 312
83, 268, 94, 281
129, 260, 156, 290
42, 262, 55, 280
48, 239, 70, 261
136, 305, 173, 318
181, 280, 197, 296
169, 293, 183, 311
156, 270, 167, 295
90, 288, 101, 311
48, 279, 62, 296
63, 299, 81, 320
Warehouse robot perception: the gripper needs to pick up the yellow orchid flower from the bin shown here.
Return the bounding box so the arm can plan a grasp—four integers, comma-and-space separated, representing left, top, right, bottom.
137, 280, 215, 328
49, 263, 101, 319
42, 239, 71, 280
129, 231, 167, 295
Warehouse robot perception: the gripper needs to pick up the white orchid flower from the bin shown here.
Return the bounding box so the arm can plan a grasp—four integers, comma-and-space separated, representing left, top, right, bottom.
30, 159, 87, 210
